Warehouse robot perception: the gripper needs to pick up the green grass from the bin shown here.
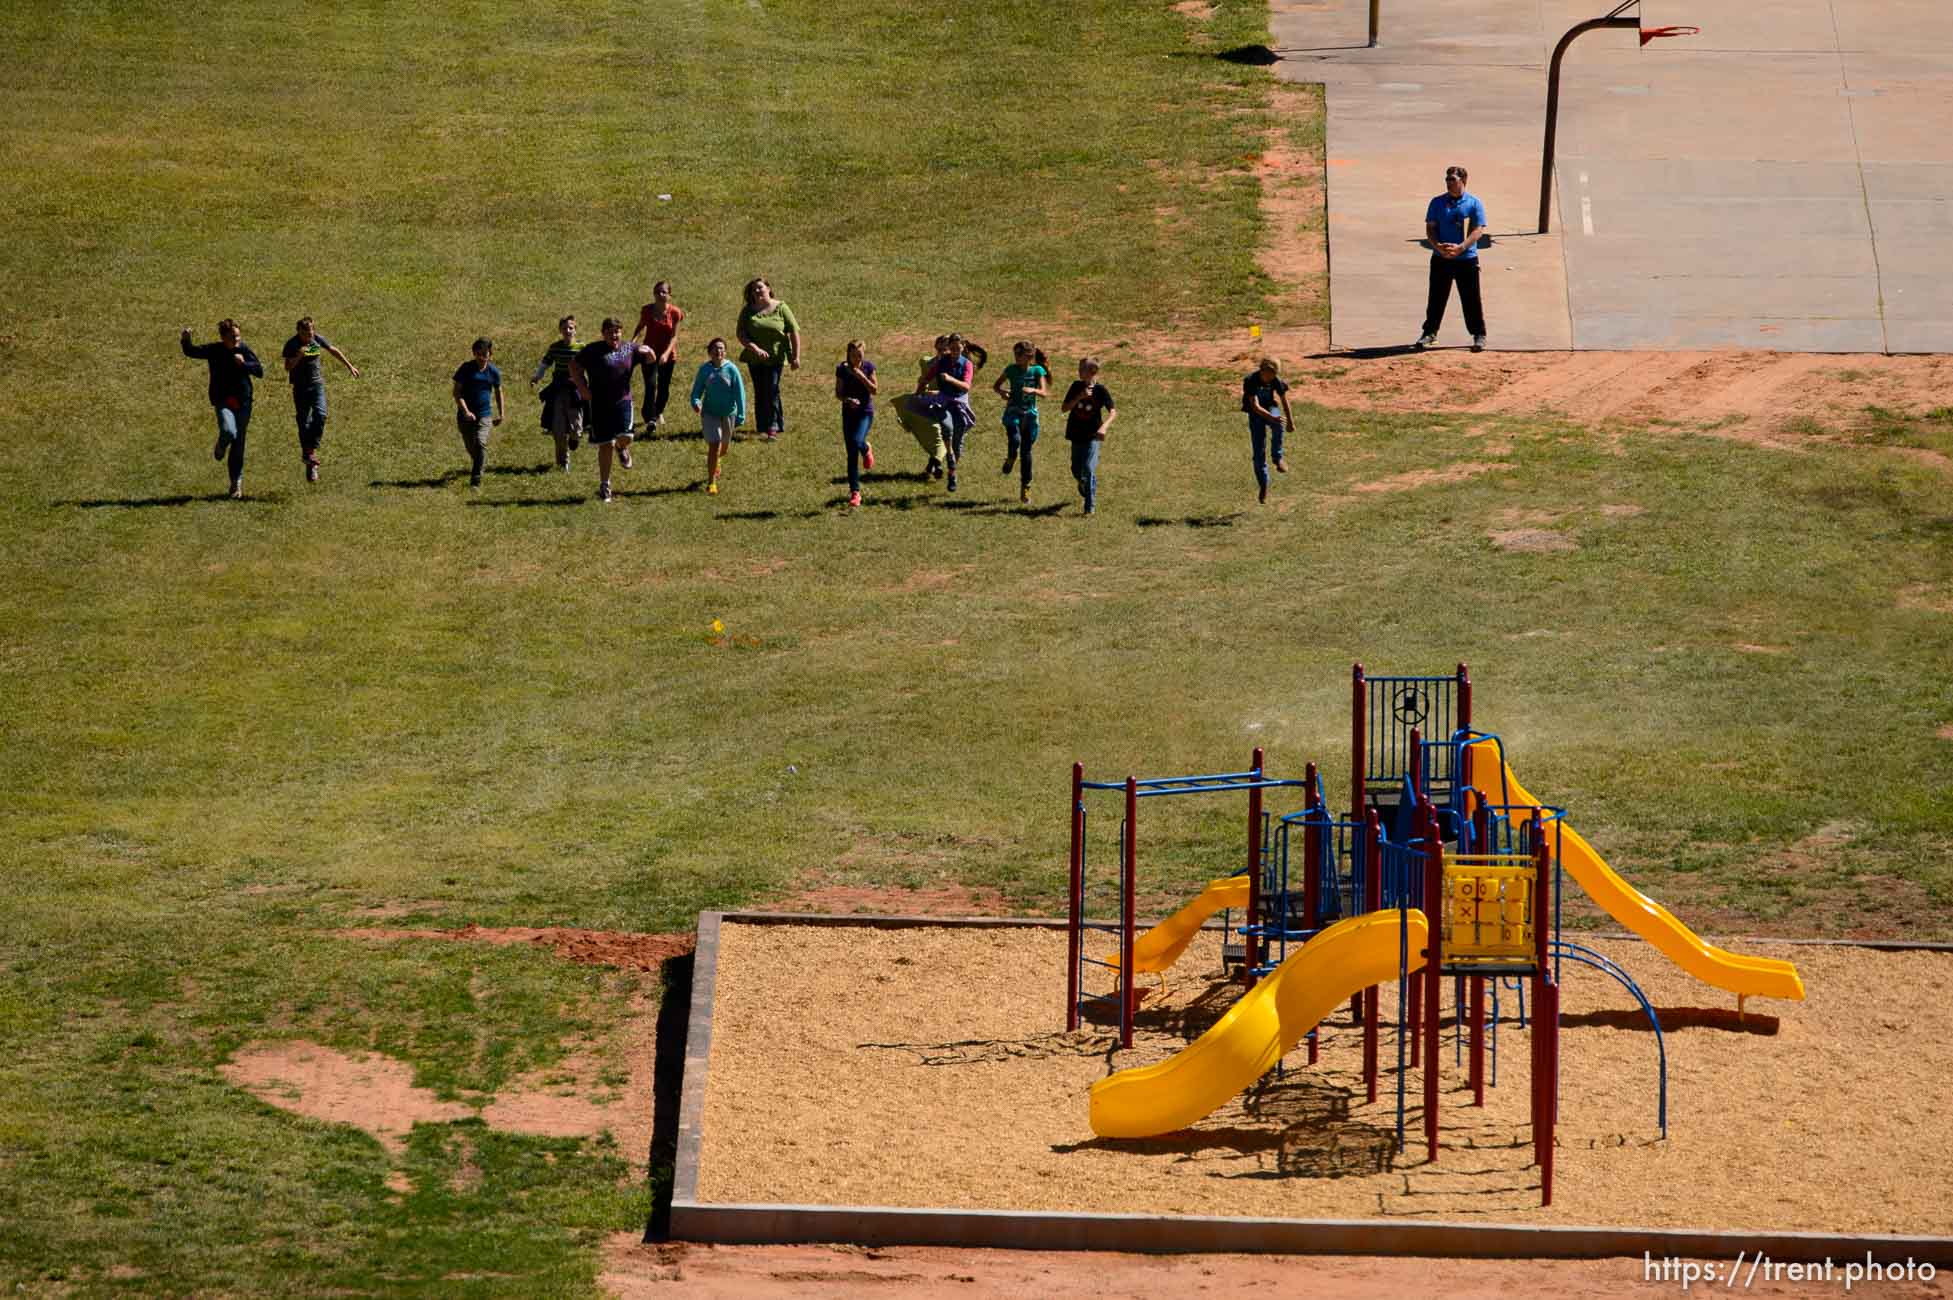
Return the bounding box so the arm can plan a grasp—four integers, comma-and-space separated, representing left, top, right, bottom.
3, 1, 1952, 1295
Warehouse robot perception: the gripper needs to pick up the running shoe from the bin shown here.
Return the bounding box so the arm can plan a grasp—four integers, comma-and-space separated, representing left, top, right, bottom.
1259, 482, 1269, 504
1001, 452, 1016, 476
946, 467, 958, 492
848, 490, 862, 507
1472, 335, 1487, 353
707, 480, 719, 496
213, 431, 233, 462
1415, 332, 1437, 349
599, 481, 613, 503
306, 462, 319, 483
229, 480, 243, 500
1020, 484, 1031, 504
1274, 458, 1289, 474
863, 444, 874, 470
927, 459, 943, 479
617, 445, 633, 470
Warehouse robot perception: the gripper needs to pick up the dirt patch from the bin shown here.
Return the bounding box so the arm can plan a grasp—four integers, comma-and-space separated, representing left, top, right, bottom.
1938, 725, 1953, 741
1285, 350, 1953, 456
221, 1041, 471, 1154
1734, 643, 1787, 655
333, 924, 693, 972
1898, 584, 1953, 614
1352, 461, 1512, 493
888, 564, 977, 595
1489, 528, 1575, 554
599, 1236, 1942, 1299
1171, 0, 1216, 19
696, 923, 1953, 1235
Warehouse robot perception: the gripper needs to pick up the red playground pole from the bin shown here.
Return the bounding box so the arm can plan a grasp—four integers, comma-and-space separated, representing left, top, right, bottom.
1363, 809, 1382, 1104
1245, 747, 1264, 984
1406, 726, 1424, 1071
1067, 762, 1084, 1032
1120, 776, 1137, 1050
1540, 978, 1560, 1206
1422, 802, 1443, 1163
1350, 662, 1367, 822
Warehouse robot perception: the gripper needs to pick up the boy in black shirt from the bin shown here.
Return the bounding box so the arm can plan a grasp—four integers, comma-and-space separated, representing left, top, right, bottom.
180, 319, 263, 498
1061, 357, 1117, 517
1241, 357, 1294, 504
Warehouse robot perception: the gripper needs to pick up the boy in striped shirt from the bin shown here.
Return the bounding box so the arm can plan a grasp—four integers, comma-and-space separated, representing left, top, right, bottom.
529, 316, 583, 471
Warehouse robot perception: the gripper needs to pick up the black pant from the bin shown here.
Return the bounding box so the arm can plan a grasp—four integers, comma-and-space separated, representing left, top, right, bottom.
1423, 256, 1486, 337
644, 358, 676, 426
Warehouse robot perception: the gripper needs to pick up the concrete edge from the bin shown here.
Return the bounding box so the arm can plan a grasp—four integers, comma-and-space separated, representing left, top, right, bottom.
670, 910, 723, 1206
666, 1201, 1953, 1264
669, 910, 1953, 1258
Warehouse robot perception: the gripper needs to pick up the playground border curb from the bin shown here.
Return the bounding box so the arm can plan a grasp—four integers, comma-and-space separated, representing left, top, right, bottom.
668, 910, 1953, 1263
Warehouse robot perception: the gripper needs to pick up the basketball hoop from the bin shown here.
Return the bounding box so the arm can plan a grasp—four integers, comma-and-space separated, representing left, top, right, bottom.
1639, 24, 1699, 45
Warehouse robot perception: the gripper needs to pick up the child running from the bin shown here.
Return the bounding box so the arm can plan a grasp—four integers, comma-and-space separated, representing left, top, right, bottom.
570, 317, 655, 503
1061, 357, 1116, 517
688, 337, 747, 496
452, 337, 504, 489
1242, 356, 1294, 504
923, 333, 986, 492
992, 341, 1049, 503
631, 281, 685, 432
834, 340, 878, 507
179, 319, 263, 499
530, 316, 583, 471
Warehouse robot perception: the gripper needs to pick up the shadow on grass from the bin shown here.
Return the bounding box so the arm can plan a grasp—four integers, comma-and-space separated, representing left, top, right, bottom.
370, 464, 558, 490
826, 471, 935, 487
1309, 345, 1427, 361
822, 493, 939, 511
1562, 1005, 1780, 1036
467, 496, 588, 509
615, 481, 707, 499
61, 491, 282, 508
715, 507, 823, 522
963, 501, 1069, 519
1136, 512, 1242, 529
644, 950, 692, 1243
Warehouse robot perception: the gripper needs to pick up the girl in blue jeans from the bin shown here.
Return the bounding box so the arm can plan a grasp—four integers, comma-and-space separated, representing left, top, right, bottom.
1061, 357, 1117, 516
992, 341, 1049, 503
1242, 357, 1295, 504
834, 340, 878, 507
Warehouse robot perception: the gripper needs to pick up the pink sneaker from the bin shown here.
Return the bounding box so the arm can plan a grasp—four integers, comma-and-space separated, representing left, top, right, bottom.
848, 490, 862, 507
863, 444, 874, 470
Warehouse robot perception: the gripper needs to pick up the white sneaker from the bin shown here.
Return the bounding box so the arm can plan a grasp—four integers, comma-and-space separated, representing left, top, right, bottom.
1415, 332, 1437, 349
1471, 335, 1487, 352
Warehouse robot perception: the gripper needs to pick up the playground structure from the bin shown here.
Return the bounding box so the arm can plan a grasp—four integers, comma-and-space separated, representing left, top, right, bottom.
1068, 664, 1806, 1206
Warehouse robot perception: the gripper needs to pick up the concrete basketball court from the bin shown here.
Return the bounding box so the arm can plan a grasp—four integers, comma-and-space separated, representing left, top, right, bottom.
1271, 0, 1953, 352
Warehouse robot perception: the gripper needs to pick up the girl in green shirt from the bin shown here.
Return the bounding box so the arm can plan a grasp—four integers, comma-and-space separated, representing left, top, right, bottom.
991, 341, 1050, 503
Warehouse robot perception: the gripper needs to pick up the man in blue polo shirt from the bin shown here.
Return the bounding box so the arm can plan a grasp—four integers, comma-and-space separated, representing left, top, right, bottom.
1416, 164, 1488, 352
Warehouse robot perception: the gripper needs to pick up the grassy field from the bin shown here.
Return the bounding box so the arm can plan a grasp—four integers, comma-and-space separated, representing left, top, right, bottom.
2, 0, 1951, 1295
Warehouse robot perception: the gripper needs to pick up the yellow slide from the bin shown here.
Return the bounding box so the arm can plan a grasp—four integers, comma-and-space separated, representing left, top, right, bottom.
1110, 874, 1250, 975
1090, 909, 1425, 1138
1470, 743, 1804, 1002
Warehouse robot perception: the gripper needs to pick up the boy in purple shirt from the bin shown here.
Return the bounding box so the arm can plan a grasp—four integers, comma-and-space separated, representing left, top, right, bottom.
570, 318, 655, 503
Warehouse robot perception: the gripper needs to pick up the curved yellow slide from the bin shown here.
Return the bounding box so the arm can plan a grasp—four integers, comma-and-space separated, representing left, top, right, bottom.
1470, 743, 1804, 1002
1110, 874, 1249, 975
1090, 909, 1426, 1138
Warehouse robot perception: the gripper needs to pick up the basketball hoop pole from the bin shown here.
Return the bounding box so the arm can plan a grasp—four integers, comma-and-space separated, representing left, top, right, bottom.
1537, 1, 1641, 234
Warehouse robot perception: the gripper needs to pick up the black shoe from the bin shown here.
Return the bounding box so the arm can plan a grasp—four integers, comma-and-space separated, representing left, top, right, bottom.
598, 481, 613, 503
946, 468, 958, 492
927, 459, 944, 479
1259, 482, 1268, 504
1001, 452, 1016, 476
229, 479, 243, 499
213, 431, 233, 462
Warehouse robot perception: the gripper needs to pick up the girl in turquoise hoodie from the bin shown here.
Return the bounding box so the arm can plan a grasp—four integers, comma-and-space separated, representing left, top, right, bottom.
689, 337, 747, 495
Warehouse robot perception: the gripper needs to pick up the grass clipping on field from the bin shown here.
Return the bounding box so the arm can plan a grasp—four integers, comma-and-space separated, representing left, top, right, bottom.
698, 922, 1952, 1232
